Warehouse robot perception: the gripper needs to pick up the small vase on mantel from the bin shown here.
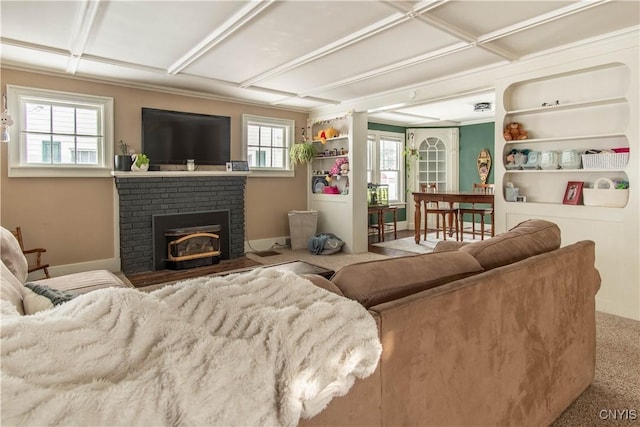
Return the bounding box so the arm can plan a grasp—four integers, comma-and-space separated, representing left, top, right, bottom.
131, 153, 150, 172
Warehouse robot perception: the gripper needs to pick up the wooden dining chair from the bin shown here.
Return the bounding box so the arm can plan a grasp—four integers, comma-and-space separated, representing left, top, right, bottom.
458, 183, 495, 240
11, 227, 50, 278
420, 183, 459, 241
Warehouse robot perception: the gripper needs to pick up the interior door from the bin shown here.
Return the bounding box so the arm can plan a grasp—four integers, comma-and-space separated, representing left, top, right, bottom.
406, 128, 459, 230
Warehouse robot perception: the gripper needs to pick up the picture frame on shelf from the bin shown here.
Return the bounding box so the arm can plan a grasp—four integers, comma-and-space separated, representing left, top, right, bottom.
563, 181, 584, 205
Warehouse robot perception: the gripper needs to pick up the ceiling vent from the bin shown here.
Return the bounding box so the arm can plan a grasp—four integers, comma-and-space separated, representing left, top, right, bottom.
473, 102, 492, 112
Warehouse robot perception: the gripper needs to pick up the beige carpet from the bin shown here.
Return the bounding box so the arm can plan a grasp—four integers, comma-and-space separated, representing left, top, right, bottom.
552, 311, 640, 425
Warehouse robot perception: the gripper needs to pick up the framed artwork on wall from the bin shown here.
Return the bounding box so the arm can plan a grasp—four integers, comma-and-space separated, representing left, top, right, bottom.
563, 181, 584, 205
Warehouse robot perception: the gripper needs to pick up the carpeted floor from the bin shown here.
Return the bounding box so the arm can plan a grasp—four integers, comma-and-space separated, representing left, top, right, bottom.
552, 311, 640, 425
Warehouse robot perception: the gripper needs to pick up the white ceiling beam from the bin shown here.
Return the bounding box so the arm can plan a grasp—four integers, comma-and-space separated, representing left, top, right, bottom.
167, 0, 274, 76
298, 42, 471, 98
66, 0, 103, 74
478, 0, 611, 44
240, 11, 411, 88
243, 0, 449, 89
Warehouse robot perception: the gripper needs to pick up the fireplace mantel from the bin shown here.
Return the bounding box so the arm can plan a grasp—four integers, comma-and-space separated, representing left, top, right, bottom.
111, 171, 251, 178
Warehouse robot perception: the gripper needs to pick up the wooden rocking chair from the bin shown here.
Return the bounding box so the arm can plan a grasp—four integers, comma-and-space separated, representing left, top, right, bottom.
11, 227, 50, 278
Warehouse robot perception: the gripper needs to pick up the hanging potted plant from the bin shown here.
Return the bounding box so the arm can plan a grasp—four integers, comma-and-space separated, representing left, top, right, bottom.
289, 142, 316, 166
114, 140, 133, 172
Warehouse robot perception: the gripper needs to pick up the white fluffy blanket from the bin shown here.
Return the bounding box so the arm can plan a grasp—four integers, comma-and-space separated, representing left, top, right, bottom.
1, 269, 382, 426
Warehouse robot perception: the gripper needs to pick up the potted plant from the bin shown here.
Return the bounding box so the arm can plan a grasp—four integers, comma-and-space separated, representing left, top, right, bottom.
131, 153, 150, 172
114, 140, 133, 172
289, 142, 316, 166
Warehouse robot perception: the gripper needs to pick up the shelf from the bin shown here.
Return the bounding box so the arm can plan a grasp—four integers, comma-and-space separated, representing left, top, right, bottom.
314, 155, 348, 160
503, 132, 627, 145
504, 168, 627, 173
506, 96, 627, 116
311, 135, 349, 143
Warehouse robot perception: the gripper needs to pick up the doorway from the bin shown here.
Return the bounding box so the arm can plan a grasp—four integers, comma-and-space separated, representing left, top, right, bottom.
406, 128, 459, 230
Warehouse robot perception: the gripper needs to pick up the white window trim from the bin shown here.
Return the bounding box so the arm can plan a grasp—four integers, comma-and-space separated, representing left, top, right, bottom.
6, 85, 114, 178
241, 114, 294, 178
368, 129, 405, 205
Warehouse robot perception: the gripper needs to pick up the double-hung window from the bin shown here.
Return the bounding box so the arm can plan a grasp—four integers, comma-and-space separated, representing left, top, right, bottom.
367, 130, 405, 204
7, 85, 113, 177
242, 114, 295, 177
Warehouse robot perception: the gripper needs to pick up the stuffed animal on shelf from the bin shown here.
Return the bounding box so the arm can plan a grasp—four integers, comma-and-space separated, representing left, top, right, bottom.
329, 157, 349, 179
503, 122, 528, 141
324, 127, 339, 139
313, 127, 340, 144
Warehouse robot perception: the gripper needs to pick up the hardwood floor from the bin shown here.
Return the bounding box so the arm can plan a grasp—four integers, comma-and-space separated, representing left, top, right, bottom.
126, 229, 416, 288
127, 257, 262, 288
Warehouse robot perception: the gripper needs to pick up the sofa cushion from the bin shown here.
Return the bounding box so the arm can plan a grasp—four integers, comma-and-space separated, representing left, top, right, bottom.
331, 251, 483, 308
1, 226, 28, 283
1, 262, 26, 315
33, 270, 128, 294
460, 219, 561, 271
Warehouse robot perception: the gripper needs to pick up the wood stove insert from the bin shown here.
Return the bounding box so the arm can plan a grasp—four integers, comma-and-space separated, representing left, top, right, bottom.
165, 225, 221, 270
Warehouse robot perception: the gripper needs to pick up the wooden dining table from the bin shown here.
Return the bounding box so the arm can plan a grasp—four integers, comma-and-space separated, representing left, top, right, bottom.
412, 191, 495, 244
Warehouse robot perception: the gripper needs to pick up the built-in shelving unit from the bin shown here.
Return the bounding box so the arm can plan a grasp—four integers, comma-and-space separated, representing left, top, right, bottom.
501, 63, 630, 206
307, 112, 368, 253
494, 50, 638, 320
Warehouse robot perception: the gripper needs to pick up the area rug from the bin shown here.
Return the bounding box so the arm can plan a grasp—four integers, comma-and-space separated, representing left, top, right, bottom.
246, 248, 388, 272
373, 233, 484, 254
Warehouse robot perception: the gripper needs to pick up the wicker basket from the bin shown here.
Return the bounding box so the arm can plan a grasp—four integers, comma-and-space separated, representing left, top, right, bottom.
581, 152, 629, 170
582, 178, 629, 208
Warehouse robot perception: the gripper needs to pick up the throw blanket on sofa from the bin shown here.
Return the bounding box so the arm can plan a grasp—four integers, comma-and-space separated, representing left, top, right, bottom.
1, 269, 382, 426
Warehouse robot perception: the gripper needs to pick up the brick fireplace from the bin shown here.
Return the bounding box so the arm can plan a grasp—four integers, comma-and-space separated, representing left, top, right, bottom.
114, 173, 246, 275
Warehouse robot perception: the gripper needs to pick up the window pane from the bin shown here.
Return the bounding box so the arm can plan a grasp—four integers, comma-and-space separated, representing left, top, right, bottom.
76, 108, 98, 135
56, 135, 75, 164
380, 171, 399, 201
76, 136, 99, 164
25, 103, 51, 132
272, 128, 284, 147
52, 106, 75, 134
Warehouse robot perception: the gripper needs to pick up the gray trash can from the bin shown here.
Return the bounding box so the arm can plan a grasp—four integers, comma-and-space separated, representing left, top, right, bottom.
288, 210, 318, 250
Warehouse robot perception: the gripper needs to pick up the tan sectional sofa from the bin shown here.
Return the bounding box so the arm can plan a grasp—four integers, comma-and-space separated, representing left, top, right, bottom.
302, 219, 601, 427
1, 220, 600, 426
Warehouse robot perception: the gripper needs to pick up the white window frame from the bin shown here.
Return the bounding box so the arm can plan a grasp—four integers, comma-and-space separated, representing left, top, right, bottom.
6, 85, 114, 178
367, 130, 405, 205
241, 114, 295, 178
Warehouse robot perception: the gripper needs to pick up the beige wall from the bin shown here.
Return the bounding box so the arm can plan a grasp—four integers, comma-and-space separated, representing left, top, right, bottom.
1, 68, 309, 268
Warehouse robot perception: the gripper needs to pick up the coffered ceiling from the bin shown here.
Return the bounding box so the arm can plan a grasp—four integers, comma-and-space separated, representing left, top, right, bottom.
1, 1, 638, 126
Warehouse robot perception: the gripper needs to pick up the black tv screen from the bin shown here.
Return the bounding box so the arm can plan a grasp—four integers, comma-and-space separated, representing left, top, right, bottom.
141, 108, 231, 166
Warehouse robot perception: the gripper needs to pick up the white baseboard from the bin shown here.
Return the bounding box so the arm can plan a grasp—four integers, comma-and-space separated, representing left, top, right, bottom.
244, 236, 290, 253
27, 257, 121, 281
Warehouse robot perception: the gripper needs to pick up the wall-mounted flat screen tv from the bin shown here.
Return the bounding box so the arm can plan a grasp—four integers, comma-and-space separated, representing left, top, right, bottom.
141, 107, 231, 166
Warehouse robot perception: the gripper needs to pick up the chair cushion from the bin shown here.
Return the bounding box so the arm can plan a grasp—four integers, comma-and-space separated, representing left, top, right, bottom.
460, 219, 561, 270
331, 251, 483, 308
1, 226, 28, 283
